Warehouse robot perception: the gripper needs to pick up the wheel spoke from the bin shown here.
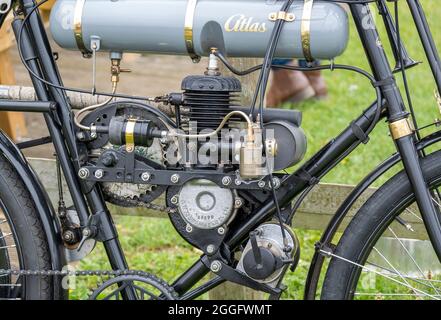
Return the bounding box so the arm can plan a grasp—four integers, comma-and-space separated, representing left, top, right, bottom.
431, 197, 441, 210
320, 249, 440, 300
0, 283, 21, 287
404, 207, 423, 222
355, 292, 441, 298
372, 246, 427, 297
366, 261, 441, 289
0, 233, 12, 240
0, 244, 15, 250
387, 227, 441, 295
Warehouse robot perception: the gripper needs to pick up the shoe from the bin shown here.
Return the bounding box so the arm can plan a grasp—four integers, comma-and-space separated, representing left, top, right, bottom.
304, 70, 328, 100
266, 69, 315, 107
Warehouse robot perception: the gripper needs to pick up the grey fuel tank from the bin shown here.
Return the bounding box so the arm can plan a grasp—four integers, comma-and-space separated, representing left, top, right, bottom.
50, 0, 349, 61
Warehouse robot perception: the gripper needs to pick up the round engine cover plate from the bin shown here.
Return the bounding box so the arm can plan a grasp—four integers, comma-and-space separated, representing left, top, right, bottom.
178, 179, 234, 229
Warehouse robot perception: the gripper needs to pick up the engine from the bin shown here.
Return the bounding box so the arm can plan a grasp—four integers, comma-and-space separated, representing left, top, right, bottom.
77, 51, 306, 289
78, 64, 307, 248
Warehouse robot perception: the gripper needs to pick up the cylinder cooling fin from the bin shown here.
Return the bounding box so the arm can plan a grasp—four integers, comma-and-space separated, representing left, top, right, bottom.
179, 75, 242, 133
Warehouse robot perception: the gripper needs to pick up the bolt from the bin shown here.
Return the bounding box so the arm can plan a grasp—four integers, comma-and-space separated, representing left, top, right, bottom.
76, 132, 86, 141
272, 177, 281, 189
222, 176, 232, 186
206, 244, 216, 254
78, 168, 90, 179
62, 230, 75, 243
94, 169, 104, 179
185, 224, 193, 233
82, 228, 93, 238
258, 180, 266, 188
217, 227, 225, 235
234, 198, 243, 209
171, 195, 179, 205
171, 174, 180, 184
234, 179, 242, 186
210, 260, 222, 273
101, 152, 117, 167
141, 172, 151, 182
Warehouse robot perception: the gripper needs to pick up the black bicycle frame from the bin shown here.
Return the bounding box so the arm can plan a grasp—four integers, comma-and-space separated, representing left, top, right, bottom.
0, 0, 440, 300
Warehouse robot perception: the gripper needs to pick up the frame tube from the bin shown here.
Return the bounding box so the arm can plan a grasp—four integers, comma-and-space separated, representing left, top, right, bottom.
406, 0, 441, 93
0, 100, 56, 112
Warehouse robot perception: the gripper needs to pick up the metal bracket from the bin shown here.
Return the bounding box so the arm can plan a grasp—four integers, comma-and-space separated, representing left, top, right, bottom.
301, 0, 314, 63
184, 0, 201, 63
389, 118, 414, 140
315, 241, 336, 258
0, 0, 11, 14
90, 36, 101, 94
73, 0, 92, 58
201, 256, 281, 295
268, 11, 295, 22
125, 118, 136, 153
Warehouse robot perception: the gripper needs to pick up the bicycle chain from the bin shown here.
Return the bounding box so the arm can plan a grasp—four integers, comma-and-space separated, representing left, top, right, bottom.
127, 200, 175, 214
0, 268, 155, 277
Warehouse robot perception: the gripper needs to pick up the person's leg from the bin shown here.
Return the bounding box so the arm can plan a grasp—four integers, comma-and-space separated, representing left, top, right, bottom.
299, 59, 328, 100
267, 59, 315, 107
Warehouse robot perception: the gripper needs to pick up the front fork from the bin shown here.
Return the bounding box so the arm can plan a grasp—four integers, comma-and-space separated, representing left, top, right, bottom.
351, 4, 441, 261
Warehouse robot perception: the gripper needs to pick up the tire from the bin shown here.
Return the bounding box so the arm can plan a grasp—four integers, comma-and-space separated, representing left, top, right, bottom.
0, 154, 53, 300
321, 150, 441, 300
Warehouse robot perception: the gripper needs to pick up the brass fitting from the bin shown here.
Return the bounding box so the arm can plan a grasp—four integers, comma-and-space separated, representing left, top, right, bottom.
389, 118, 414, 140
110, 58, 131, 86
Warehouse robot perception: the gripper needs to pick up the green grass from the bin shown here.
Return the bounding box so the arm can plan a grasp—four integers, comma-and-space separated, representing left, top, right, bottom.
71, 2, 441, 300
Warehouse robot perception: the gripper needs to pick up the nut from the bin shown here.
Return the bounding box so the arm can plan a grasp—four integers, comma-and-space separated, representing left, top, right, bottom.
222, 176, 232, 186
78, 168, 90, 179
271, 177, 281, 189
258, 180, 266, 188
62, 230, 75, 243
217, 227, 225, 235
171, 195, 179, 205
210, 260, 222, 273
234, 198, 243, 209
141, 172, 151, 182
171, 174, 180, 184
94, 169, 104, 179
206, 244, 215, 254
185, 224, 193, 233
82, 228, 93, 238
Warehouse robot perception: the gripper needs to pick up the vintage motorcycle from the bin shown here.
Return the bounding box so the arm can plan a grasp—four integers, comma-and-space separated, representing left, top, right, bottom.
0, 0, 440, 300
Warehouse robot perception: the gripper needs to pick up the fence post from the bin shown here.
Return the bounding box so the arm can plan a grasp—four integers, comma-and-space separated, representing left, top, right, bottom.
209, 57, 265, 300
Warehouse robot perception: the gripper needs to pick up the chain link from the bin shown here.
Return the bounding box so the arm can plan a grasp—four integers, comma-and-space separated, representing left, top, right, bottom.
0, 268, 153, 277
136, 201, 175, 214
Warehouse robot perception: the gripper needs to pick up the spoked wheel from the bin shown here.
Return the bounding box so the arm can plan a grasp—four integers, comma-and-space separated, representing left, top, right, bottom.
321, 150, 441, 300
0, 155, 53, 300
